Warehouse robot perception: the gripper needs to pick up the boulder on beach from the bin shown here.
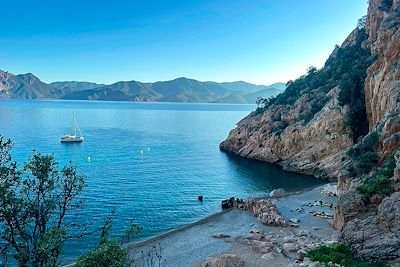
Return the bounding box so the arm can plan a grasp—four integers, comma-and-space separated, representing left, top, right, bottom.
269, 188, 286, 198
202, 254, 245, 267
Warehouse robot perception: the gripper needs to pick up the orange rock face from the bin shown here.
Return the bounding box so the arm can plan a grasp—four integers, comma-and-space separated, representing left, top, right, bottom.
365, 0, 400, 157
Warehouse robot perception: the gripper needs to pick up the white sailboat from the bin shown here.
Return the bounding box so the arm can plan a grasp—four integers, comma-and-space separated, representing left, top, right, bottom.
61, 113, 84, 143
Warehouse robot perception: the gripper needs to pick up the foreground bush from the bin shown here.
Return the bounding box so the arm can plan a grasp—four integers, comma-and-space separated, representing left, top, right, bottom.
307, 243, 387, 267
76, 216, 143, 267
76, 241, 128, 267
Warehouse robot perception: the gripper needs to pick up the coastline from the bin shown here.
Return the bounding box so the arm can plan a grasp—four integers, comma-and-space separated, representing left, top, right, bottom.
128, 183, 337, 267
128, 182, 330, 250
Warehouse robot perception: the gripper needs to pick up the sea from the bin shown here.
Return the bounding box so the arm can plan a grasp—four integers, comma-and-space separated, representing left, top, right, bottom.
0, 100, 323, 263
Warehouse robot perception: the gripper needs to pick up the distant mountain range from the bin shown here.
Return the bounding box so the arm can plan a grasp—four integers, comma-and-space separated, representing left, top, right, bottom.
0, 70, 285, 104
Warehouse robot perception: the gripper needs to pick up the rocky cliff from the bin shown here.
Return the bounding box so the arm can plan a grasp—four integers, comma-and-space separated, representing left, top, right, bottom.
335, 0, 400, 260
221, 0, 400, 260
220, 27, 372, 180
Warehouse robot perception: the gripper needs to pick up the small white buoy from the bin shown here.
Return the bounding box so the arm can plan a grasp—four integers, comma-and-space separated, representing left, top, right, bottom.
147, 147, 151, 152
87, 156, 91, 162
140, 150, 144, 156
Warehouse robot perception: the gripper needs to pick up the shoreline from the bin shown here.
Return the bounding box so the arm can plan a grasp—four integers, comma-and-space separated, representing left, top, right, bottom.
62, 183, 336, 267
129, 183, 337, 267
129, 182, 331, 249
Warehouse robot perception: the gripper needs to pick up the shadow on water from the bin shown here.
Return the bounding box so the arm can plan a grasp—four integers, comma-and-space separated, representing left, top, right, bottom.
222, 152, 325, 193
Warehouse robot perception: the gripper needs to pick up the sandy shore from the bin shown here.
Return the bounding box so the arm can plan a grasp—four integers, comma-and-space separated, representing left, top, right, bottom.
129, 184, 337, 267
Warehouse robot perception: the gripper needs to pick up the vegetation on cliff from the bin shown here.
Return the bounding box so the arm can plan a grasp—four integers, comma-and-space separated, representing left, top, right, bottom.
346, 132, 380, 177
357, 154, 396, 198
255, 27, 374, 141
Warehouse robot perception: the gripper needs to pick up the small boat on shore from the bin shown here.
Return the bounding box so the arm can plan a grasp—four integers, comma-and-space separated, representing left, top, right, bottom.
61, 113, 84, 143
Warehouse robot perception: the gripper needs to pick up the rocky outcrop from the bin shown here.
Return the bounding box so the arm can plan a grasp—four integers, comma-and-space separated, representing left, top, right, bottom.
332, 189, 367, 230
335, 148, 400, 259
220, 87, 353, 180
338, 192, 400, 259
251, 199, 288, 227
202, 254, 245, 267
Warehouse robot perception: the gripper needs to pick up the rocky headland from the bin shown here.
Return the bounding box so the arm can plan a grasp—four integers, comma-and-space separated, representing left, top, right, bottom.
221, 0, 400, 262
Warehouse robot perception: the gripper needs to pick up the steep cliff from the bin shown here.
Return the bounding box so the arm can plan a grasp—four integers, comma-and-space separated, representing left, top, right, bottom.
221, 0, 400, 260
334, 0, 400, 260
220, 27, 373, 180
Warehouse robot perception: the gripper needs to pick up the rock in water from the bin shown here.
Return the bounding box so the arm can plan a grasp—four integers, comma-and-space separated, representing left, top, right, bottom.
202, 254, 245, 267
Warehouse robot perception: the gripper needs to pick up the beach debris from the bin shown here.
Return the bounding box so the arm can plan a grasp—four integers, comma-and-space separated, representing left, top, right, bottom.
308, 210, 334, 219
304, 200, 334, 208
202, 254, 245, 267
212, 234, 231, 239
198, 195, 204, 201
269, 188, 287, 198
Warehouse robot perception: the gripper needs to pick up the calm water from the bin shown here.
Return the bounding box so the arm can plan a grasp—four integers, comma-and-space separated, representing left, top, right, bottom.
0, 100, 323, 262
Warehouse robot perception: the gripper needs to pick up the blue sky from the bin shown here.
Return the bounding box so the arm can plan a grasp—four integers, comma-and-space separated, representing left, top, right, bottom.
0, 0, 367, 85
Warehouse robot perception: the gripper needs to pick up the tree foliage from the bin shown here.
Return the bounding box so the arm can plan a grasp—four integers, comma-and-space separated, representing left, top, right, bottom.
0, 136, 85, 266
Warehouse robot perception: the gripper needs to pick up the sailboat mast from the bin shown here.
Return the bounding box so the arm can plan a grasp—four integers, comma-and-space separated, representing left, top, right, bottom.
73, 113, 77, 136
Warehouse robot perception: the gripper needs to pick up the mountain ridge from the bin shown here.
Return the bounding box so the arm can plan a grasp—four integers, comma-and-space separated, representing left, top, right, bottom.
0, 71, 284, 104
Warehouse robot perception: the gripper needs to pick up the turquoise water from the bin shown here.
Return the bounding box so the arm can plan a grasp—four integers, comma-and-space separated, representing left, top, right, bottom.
0, 100, 323, 262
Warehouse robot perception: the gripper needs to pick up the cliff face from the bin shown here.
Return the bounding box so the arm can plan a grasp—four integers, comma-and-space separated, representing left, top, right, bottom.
365, 0, 400, 158
335, 0, 400, 260
220, 88, 352, 179
220, 28, 371, 180
221, 0, 400, 260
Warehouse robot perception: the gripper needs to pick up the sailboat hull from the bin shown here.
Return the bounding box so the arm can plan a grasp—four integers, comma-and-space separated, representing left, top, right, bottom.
60, 136, 84, 143
60, 139, 83, 143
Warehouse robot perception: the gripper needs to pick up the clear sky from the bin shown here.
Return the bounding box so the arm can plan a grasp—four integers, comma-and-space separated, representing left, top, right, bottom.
0, 0, 368, 85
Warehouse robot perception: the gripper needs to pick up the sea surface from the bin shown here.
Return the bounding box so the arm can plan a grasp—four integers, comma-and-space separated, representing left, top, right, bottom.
0, 100, 323, 263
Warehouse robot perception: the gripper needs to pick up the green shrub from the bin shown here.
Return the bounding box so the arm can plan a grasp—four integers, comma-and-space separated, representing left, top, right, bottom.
76, 215, 143, 267
347, 132, 380, 176
76, 241, 128, 267
353, 151, 380, 174
357, 155, 396, 198
307, 243, 387, 267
